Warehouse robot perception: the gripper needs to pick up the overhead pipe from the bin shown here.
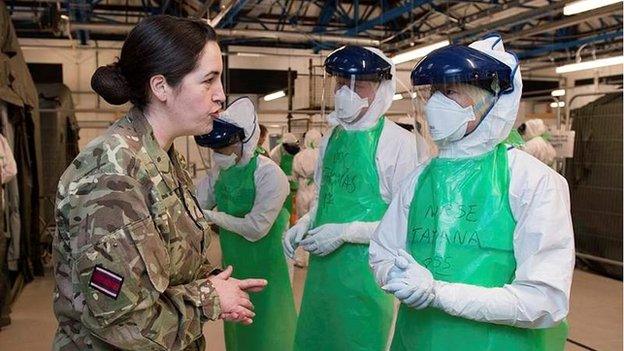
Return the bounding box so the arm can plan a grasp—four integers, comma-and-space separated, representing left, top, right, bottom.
384, 0, 588, 52
383, 0, 530, 51
521, 44, 623, 65
504, 3, 623, 42
68, 22, 381, 46
515, 29, 623, 59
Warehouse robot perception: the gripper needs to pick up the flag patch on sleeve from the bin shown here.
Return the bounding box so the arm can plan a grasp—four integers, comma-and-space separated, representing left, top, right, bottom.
89, 265, 124, 299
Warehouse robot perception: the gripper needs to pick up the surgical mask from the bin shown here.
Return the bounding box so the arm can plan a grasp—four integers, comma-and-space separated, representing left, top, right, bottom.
334, 85, 369, 123
425, 92, 476, 143
213, 152, 237, 170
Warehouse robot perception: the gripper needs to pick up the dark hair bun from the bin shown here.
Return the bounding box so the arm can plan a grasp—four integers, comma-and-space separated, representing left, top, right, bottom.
91, 64, 130, 105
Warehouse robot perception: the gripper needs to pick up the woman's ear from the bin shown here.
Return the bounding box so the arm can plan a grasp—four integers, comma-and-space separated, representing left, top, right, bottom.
149, 74, 169, 103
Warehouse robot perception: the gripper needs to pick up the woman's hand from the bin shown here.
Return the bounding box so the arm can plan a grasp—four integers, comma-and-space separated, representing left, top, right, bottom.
208, 266, 267, 324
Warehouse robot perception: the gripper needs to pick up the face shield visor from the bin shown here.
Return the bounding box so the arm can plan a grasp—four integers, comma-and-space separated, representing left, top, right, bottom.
321, 46, 392, 126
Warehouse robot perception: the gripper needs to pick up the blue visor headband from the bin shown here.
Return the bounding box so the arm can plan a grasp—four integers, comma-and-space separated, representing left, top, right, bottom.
194, 118, 245, 149
325, 45, 392, 81
411, 45, 513, 96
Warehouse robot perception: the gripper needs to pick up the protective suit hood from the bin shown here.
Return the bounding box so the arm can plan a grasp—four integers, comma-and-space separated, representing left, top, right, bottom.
282, 132, 298, 145
304, 129, 322, 149
524, 118, 548, 140
327, 47, 396, 131
218, 97, 260, 166
438, 36, 522, 158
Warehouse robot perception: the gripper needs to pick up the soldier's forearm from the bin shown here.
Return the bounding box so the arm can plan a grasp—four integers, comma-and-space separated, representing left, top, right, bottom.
165, 278, 221, 321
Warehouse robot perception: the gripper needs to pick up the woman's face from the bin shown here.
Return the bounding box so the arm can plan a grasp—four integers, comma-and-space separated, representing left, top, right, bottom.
168, 41, 226, 136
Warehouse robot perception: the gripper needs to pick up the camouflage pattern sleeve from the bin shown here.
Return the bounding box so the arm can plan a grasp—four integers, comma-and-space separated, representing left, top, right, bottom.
168, 279, 221, 322
59, 172, 220, 350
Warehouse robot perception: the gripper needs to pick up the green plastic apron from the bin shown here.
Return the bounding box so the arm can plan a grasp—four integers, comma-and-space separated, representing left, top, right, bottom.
391, 144, 568, 351
294, 118, 394, 351
280, 152, 296, 213
215, 155, 297, 351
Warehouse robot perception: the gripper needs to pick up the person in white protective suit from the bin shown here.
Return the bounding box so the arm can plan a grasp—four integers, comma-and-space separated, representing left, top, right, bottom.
369, 35, 575, 351
270, 132, 300, 218
290, 129, 323, 267
282, 45, 424, 351
292, 129, 322, 217
195, 97, 296, 351
519, 118, 557, 166
270, 132, 300, 166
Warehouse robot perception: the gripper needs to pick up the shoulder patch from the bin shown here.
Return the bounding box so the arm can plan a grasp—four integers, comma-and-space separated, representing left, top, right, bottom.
89, 265, 124, 299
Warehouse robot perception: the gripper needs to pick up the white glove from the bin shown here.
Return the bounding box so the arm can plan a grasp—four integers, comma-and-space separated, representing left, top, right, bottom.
283, 217, 310, 259
299, 223, 346, 256
299, 221, 379, 256
382, 249, 435, 309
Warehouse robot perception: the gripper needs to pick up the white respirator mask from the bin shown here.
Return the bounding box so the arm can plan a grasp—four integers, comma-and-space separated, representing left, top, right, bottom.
425, 91, 477, 144
213, 152, 237, 170
333, 85, 369, 123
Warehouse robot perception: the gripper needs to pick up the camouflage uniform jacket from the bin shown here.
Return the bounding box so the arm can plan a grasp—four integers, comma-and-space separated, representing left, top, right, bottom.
52, 108, 221, 350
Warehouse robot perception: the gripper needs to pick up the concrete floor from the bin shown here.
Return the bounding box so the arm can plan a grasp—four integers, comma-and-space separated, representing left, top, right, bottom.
0, 267, 621, 350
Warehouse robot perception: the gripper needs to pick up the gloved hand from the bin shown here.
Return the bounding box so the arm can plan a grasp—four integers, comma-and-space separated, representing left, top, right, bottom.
382, 249, 435, 309
299, 223, 347, 256
283, 218, 309, 259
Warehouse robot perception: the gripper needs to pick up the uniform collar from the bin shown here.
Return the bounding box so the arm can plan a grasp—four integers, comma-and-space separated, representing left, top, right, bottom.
127, 107, 179, 191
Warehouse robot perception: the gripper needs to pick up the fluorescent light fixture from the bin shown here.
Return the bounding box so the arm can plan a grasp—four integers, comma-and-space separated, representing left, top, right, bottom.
391, 40, 450, 65
555, 55, 624, 74
263, 90, 286, 102
551, 89, 566, 97
393, 93, 404, 101
60, 14, 69, 20
237, 52, 263, 57
550, 101, 565, 108
563, 0, 622, 15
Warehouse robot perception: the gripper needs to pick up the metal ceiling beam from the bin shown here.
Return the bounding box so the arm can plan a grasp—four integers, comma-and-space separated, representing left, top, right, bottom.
383, 0, 527, 51
345, 0, 432, 36
68, 22, 381, 45
449, 0, 577, 43
516, 29, 623, 59
215, 28, 378, 46
521, 43, 623, 65
504, 2, 623, 42
195, 0, 216, 18
217, 0, 250, 28
311, 1, 339, 52
312, 0, 337, 33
